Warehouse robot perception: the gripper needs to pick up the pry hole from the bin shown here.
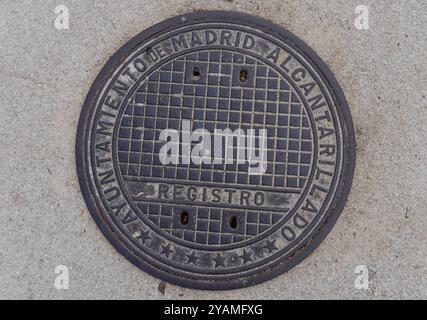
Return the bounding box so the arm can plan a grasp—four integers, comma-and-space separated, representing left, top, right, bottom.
239, 69, 248, 82
229, 215, 238, 229
192, 66, 201, 79
180, 210, 189, 225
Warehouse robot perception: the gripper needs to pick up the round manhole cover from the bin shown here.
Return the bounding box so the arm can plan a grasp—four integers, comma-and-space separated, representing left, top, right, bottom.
76, 11, 355, 290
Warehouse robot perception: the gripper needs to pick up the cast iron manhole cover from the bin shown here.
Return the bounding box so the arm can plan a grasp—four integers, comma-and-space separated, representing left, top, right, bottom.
76, 11, 355, 290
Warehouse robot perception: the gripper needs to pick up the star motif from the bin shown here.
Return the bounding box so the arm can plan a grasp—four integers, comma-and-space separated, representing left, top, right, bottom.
239, 249, 253, 264
160, 244, 173, 258
251, 245, 264, 258
198, 253, 212, 267
135, 229, 151, 244
263, 239, 278, 253
213, 253, 226, 268
186, 251, 199, 265
149, 237, 162, 251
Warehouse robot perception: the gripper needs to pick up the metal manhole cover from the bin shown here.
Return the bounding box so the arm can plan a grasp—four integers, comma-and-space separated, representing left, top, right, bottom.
76, 11, 355, 290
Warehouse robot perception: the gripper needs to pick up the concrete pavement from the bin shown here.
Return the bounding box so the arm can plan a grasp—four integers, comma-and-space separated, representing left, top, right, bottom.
0, 0, 425, 299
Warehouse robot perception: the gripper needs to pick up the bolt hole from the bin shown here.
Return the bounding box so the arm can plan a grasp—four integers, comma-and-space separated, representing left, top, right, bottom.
229, 215, 238, 229
239, 69, 248, 82
192, 66, 200, 79
180, 210, 189, 225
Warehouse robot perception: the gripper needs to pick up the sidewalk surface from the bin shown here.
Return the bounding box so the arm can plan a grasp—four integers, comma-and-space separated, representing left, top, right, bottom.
0, 0, 426, 299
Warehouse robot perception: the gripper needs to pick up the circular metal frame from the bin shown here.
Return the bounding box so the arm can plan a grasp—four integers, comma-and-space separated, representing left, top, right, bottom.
76, 11, 356, 290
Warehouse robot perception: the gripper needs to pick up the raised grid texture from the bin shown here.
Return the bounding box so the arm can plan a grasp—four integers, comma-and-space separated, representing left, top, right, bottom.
116, 50, 313, 246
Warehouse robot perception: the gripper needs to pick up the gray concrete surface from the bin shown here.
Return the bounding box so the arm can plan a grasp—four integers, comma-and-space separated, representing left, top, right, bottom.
0, 0, 426, 300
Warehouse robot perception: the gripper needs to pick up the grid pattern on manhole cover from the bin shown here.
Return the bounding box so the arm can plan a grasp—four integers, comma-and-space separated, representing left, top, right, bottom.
116, 49, 314, 245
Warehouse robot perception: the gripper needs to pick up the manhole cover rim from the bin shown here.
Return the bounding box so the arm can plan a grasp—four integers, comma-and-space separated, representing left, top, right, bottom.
76, 10, 356, 290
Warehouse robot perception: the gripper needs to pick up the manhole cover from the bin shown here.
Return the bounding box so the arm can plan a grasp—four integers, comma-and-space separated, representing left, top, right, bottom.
76, 11, 355, 290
